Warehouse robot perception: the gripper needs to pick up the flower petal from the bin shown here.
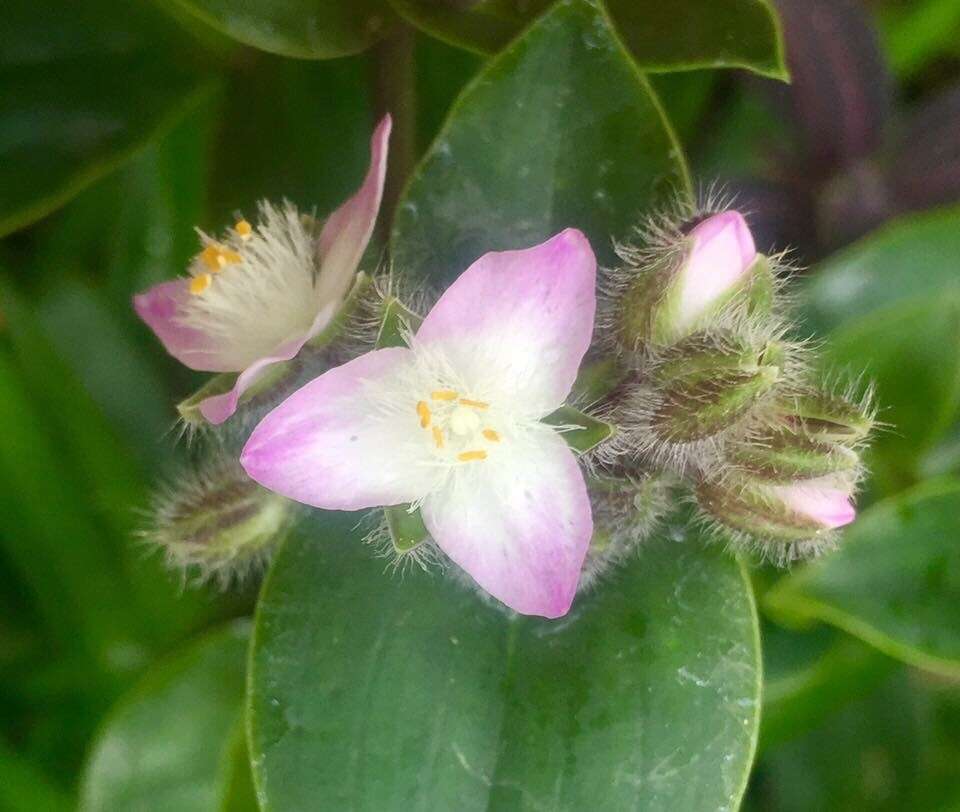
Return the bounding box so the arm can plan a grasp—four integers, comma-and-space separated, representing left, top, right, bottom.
773, 481, 856, 529
241, 347, 440, 510
132, 280, 236, 372
421, 429, 592, 618
415, 229, 596, 416
675, 211, 757, 330
197, 301, 338, 425
316, 114, 391, 306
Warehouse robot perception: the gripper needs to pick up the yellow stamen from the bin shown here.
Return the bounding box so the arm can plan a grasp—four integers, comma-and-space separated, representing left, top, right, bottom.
220, 249, 243, 265
459, 398, 489, 410
234, 219, 253, 240
431, 389, 458, 401
482, 429, 501, 442
432, 426, 445, 449
200, 245, 222, 271
189, 273, 212, 295
416, 401, 431, 428
458, 450, 487, 462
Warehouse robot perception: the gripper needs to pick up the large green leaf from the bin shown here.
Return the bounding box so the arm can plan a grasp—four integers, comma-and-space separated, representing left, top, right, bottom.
802, 207, 960, 493
390, 0, 786, 77
165, 0, 399, 58
0, 0, 217, 237
765, 479, 960, 677
249, 513, 760, 810
80, 622, 249, 812
390, 0, 689, 283
749, 669, 960, 812
821, 295, 960, 495
803, 204, 960, 336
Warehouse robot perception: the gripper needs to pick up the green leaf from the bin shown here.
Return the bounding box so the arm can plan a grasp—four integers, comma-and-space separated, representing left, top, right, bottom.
760, 622, 894, 753
878, 0, 960, 79
0, 738, 72, 812
80, 622, 249, 812
821, 295, 960, 494
390, 0, 690, 284
249, 514, 760, 810
165, 0, 399, 58
751, 668, 960, 812
765, 479, 960, 677
391, 0, 786, 77
543, 404, 615, 453
219, 721, 260, 812
0, 0, 218, 237
804, 204, 960, 336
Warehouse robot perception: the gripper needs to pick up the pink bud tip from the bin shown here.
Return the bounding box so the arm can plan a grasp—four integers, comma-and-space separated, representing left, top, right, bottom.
676, 211, 758, 328
775, 483, 857, 530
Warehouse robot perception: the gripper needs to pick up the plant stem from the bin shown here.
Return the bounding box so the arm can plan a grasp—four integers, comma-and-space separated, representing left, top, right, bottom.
371, 22, 417, 245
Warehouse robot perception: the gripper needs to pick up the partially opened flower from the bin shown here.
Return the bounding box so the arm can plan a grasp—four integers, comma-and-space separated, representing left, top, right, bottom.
614, 208, 760, 349
134, 115, 392, 424
241, 230, 597, 618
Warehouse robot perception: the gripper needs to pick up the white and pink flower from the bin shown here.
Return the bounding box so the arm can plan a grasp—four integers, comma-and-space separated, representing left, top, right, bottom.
134, 116, 392, 424
241, 230, 598, 618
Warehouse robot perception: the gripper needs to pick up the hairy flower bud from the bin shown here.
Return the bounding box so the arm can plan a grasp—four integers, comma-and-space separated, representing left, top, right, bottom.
776, 387, 874, 444
728, 426, 860, 482
145, 458, 294, 584
600, 329, 795, 476
613, 210, 761, 349
696, 472, 857, 563
579, 475, 672, 590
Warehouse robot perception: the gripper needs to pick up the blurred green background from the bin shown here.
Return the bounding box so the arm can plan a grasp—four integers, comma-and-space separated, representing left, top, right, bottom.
2, 0, 960, 809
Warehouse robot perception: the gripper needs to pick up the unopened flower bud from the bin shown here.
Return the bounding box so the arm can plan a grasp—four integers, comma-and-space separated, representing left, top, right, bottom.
617, 210, 759, 348
649, 334, 785, 444
696, 472, 856, 562
598, 329, 796, 476
728, 426, 860, 482
776, 388, 874, 444
580, 475, 672, 590
146, 458, 294, 584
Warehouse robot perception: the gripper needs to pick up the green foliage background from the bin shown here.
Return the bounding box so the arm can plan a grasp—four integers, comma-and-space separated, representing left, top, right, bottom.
2, 0, 960, 809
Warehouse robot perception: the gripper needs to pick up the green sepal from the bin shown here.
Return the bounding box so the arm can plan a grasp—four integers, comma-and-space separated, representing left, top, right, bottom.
542, 405, 614, 454
779, 389, 874, 444
745, 254, 775, 317
729, 428, 860, 483
384, 504, 429, 553
375, 296, 423, 349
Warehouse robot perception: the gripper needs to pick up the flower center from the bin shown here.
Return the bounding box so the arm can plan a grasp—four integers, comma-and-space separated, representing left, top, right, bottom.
178, 205, 323, 369
414, 389, 501, 463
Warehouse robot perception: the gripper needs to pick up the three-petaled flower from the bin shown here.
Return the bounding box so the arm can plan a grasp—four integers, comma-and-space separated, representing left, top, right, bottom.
241, 230, 598, 618
133, 116, 392, 424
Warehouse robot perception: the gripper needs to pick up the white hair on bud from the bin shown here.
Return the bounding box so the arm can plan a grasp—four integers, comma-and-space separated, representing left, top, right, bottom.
141, 455, 295, 588
577, 474, 675, 591
594, 317, 812, 479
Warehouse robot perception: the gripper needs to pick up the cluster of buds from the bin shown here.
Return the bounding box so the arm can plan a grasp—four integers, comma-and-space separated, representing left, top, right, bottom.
597, 201, 873, 562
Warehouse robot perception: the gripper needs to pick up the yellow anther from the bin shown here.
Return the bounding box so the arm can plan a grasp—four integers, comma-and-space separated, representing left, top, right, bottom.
416, 401, 431, 428
458, 450, 487, 462
189, 273, 212, 295
234, 219, 253, 240
432, 426, 445, 449
431, 389, 458, 401
200, 245, 222, 271
482, 429, 501, 442
220, 249, 243, 265
459, 398, 489, 410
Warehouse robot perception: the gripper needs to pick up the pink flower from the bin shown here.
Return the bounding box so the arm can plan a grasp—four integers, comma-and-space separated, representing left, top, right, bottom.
666, 210, 758, 339
133, 116, 392, 424
771, 476, 857, 529
241, 230, 598, 618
